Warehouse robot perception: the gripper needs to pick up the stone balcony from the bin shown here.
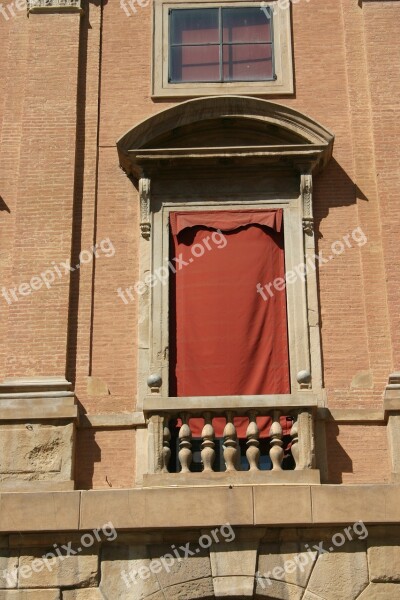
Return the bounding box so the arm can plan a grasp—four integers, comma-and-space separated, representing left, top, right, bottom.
143, 393, 320, 486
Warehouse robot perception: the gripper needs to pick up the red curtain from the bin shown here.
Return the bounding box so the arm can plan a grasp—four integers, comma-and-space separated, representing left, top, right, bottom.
169, 209, 290, 437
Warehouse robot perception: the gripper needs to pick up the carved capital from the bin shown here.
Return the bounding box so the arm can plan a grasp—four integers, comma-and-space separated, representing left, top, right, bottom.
302, 217, 314, 235
139, 178, 151, 239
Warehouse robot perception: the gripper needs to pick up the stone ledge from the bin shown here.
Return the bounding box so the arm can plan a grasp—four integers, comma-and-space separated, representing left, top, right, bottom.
144, 393, 319, 413
0, 485, 400, 533
0, 480, 74, 493
0, 492, 80, 532
79, 412, 146, 428
0, 377, 77, 421
0, 405, 78, 421
0, 377, 73, 397
143, 470, 321, 487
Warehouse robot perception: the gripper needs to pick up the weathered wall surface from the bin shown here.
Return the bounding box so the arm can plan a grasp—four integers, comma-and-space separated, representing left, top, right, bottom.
0, 525, 398, 599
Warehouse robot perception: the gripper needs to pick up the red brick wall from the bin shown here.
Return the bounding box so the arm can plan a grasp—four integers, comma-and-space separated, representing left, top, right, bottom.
326, 422, 390, 484
75, 428, 136, 489
0, 11, 81, 378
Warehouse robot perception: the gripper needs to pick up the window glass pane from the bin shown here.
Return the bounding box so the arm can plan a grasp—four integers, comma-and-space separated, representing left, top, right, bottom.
170, 45, 220, 82
170, 9, 219, 45
222, 7, 271, 43
223, 43, 273, 81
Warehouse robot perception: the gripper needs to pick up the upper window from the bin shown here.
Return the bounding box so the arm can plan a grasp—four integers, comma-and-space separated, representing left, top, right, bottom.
169, 8, 274, 83
153, 0, 294, 97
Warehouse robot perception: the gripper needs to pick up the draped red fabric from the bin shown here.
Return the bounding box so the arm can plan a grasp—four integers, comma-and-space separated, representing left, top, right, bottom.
169, 209, 290, 437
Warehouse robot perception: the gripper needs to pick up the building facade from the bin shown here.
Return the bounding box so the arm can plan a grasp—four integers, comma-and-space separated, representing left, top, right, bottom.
0, 0, 400, 598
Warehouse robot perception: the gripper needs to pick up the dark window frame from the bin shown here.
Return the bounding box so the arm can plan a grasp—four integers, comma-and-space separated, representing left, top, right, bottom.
168, 6, 276, 83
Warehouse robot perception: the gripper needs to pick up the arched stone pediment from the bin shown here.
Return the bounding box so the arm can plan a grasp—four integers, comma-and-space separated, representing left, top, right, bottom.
117, 95, 334, 179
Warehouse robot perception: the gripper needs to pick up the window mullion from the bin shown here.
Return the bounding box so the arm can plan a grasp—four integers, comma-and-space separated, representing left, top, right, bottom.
219, 6, 223, 83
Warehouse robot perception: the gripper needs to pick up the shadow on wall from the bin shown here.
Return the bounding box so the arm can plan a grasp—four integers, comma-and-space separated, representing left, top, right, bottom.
0, 196, 10, 213
75, 426, 101, 489
325, 421, 353, 484
313, 157, 368, 237
312, 158, 369, 390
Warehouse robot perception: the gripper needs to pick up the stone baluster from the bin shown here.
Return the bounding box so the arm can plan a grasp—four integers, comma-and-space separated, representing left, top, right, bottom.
290, 416, 300, 470
161, 417, 171, 473
297, 409, 315, 470
246, 411, 260, 471
201, 412, 215, 472
269, 410, 284, 470
223, 411, 238, 471
178, 413, 192, 473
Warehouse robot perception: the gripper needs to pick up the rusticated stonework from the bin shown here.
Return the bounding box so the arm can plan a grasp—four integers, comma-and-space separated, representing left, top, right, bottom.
0, 526, 399, 599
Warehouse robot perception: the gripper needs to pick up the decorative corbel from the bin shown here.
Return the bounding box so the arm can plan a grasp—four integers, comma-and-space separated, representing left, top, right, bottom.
300, 173, 314, 235
139, 177, 151, 239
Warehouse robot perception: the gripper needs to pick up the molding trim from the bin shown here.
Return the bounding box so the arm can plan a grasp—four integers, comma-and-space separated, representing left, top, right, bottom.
27, 0, 83, 14
0, 377, 77, 420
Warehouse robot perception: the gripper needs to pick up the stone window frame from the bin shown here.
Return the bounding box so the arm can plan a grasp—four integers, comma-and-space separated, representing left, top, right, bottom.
116, 96, 334, 482
144, 197, 318, 403
134, 186, 323, 483
152, 0, 294, 97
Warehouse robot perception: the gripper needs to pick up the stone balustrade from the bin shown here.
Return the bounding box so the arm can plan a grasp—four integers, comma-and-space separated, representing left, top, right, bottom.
143, 395, 318, 482
163, 410, 305, 473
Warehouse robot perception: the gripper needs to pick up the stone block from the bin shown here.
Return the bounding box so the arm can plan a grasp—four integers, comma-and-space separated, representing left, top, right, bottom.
358, 583, 400, 599
0, 424, 74, 483
62, 591, 103, 600
163, 578, 214, 599
368, 545, 400, 582
256, 578, 305, 599
0, 591, 60, 599
258, 542, 316, 588
302, 593, 326, 600
81, 487, 253, 530
148, 543, 211, 588
0, 492, 80, 532
100, 544, 160, 599
306, 546, 368, 600
210, 541, 258, 578
254, 486, 312, 525
213, 575, 254, 597
0, 551, 18, 589
18, 548, 98, 588
311, 485, 400, 523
